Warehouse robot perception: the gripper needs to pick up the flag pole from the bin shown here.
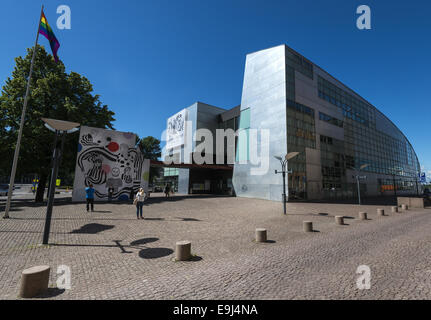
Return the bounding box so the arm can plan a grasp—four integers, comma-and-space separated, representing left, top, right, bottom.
3, 5, 44, 219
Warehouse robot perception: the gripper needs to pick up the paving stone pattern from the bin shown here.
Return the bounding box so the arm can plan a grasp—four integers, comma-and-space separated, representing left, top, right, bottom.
1, 195, 430, 299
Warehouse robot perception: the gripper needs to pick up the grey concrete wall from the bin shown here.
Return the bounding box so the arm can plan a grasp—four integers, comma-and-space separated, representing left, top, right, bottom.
196, 102, 226, 162
233, 45, 287, 201
177, 168, 190, 194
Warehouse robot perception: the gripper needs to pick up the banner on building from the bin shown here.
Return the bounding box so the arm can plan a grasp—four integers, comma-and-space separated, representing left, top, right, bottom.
166, 109, 187, 149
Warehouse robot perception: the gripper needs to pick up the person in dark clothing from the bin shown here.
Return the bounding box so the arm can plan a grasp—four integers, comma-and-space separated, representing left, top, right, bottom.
108, 186, 114, 202
164, 183, 171, 198
85, 184, 95, 212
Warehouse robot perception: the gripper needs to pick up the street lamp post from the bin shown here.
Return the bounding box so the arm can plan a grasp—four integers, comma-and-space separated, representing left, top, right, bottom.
41, 118, 79, 245
355, 164, 369, 205
275, 152, 299, 215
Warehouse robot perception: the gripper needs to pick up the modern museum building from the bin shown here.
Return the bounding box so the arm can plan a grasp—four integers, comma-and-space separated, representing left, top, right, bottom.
162, 44, 421, 202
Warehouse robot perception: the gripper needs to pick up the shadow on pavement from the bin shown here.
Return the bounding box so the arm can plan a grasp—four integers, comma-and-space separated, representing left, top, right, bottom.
35, 288, 66, 298
188, 255, 203, 262
0, 197, 73, 211
130, 238, 159, 246
292, 196, 400, 206
142, 217, 201, 222
70, 223, 114, 234
0, 194, 233, 213
138, 248, 173, 259
8, 217, 139, 221
179, 217, 200, 222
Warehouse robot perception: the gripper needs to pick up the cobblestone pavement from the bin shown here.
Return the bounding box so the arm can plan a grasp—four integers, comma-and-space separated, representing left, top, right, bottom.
1, 194, 430, 300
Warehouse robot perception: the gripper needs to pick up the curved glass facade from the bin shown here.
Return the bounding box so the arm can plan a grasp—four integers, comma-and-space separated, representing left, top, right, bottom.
315, 75, 420, 199
233, 44, 421, 201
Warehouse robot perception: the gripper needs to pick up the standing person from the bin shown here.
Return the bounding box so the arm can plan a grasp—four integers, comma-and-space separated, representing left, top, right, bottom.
135, 188, 146, 219
85, 184, 95, 212
164, 183, 171, 198
107, 186, 114, 202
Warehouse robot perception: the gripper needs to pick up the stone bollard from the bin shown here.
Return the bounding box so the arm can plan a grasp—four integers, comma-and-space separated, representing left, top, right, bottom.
377, 208, 385, 216
359, 212, 367, 220
335, 216, 344, 225
255, 228, 267, 243
401, 204, 408, 211
303, 221, 313, 232
19, 265, 50, 298
175, 241, 191, 261
391, 206, 398, 213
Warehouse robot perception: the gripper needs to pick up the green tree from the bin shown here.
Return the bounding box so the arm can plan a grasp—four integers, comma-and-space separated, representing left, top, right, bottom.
137, 136, 161, 183
138, 136, 161, 160
0, 45, 115, 202
0, 101, 11, 179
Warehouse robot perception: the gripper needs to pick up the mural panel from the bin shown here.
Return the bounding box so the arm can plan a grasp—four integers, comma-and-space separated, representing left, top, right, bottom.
166, 109, 187, 149
72, 126, 150, 202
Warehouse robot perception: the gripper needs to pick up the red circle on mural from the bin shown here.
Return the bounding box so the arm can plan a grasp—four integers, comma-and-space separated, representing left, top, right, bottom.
107, 142, 119, 152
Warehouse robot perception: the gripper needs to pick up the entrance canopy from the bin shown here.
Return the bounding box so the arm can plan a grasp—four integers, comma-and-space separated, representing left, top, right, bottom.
150, 160, 233, 171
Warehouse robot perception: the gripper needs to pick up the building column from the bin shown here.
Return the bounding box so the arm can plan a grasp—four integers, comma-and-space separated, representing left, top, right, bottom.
177, 168, 190, 194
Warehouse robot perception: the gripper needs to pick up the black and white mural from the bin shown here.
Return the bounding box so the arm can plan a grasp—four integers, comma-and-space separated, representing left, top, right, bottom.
72, 126, 150, 202
166, 109, 187, 149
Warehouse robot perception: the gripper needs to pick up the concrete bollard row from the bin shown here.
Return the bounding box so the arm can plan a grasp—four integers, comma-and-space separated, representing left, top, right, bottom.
303, 221, 313, 232
255, 228, 267, 242
175, 241, 192, 261
172, 203, 409, 265
19, 265, 50, 298
359, 212, 367, 220
335, 216, 344, 225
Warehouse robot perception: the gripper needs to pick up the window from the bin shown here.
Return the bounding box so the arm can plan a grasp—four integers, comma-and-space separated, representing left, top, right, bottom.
238, 108, 250, 130
286, 100, 316, 149
317, 76, 369, 126
319, 112, 343, 128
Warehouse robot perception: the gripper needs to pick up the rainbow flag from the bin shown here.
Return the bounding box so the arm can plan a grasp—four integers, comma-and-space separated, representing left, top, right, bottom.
39, 10, 60, 62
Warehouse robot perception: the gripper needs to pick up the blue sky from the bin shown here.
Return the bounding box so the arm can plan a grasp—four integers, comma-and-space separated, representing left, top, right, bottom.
1, 0, 430, 177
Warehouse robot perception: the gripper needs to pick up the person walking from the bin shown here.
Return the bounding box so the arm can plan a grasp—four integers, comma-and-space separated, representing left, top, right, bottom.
135, 188, 146, 219
85, 184, 95, 212
164, 183, 171, 198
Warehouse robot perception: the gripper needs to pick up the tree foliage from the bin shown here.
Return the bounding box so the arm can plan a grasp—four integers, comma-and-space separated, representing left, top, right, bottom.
138, 136, 161, 160
137, 136, 161, 183
0, 45, 115, 201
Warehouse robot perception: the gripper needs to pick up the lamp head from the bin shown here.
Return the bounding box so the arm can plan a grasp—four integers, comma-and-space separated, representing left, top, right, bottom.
286, 152, 300, 161
41, 118, 80, 132
360, 164, 369, 170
